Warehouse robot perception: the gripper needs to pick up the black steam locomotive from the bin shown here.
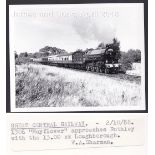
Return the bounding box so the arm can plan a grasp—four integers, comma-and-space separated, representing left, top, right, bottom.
32, 44, 121, 74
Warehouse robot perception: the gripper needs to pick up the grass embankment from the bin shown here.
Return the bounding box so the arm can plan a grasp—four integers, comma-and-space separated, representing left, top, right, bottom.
16, 64, 141, 108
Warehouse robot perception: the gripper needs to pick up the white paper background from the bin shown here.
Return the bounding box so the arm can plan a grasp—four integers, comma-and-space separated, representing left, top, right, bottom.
0, 0, 154, 155
9, 3, 146, 112
7, 114, 146, 152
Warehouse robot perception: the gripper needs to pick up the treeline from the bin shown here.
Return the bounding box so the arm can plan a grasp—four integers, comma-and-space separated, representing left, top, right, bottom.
119, 49, 141, 72
15, 52, 31, 65
15, 46, 67, 65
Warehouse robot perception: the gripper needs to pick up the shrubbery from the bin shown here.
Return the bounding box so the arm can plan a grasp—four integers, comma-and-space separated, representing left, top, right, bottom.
119, 49, 141, 73
15, 52, 31, 65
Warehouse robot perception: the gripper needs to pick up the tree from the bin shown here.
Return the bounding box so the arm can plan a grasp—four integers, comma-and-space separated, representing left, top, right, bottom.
39, 46, 67, 55
19, 52, 28, 58
127, 49, 141, 62
75, 49, 83, 52
39, 46, 50, 53
14, 51, 18, 59
119, 49, 141, 73
112, 38, 121, 60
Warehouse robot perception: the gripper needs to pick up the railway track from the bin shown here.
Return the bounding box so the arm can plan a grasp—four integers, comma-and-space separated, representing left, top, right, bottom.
101, 72, 141, 84
41, 63, 141, 84
77, 69, 141, 84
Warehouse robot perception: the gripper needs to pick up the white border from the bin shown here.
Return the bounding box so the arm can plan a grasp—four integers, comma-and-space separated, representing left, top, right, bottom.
9, 3, 146, 112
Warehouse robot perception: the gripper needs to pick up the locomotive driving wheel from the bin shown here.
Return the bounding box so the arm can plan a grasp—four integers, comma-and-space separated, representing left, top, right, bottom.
86, 66, 89, 71
105, 68, 109, 74
96, 67, 100, 73
91, 67, 95, 72
86, 64, 90, 71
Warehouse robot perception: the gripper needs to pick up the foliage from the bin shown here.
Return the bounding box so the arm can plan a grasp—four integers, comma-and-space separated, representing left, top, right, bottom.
32, 52, 49, 58
15, 52, 31, 65
119, 49, 141, 73
39, 46, 67, 55
15, 46, 68, 65
75, 49, 83, 53
19, 52, 28, 57
126, 49, 141, 63
14, 51, 18, 59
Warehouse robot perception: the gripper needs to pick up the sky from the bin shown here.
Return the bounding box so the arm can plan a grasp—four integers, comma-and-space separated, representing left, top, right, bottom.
9, 3, 144, 53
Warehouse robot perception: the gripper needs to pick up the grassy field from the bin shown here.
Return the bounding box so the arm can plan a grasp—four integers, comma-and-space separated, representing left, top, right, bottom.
15, 64, 141, 108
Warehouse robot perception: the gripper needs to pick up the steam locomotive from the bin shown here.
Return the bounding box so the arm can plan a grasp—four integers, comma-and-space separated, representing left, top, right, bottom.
32, 45, 121, 74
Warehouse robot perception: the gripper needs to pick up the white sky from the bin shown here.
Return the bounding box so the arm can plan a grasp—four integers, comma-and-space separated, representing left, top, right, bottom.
9, 3, 144, 53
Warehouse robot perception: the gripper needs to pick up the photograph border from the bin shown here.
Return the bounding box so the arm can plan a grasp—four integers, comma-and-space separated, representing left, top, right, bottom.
6, 0, 148, 113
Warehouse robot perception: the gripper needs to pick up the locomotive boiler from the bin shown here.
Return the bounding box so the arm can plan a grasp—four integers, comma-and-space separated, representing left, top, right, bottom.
85, 46, 120, 73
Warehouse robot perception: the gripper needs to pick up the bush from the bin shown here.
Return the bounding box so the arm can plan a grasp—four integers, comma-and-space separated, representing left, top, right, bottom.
15, 57, 31, 65
119, 49, 141, 73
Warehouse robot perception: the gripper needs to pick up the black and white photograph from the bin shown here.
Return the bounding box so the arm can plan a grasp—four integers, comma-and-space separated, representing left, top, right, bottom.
8, 2, 146, 112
